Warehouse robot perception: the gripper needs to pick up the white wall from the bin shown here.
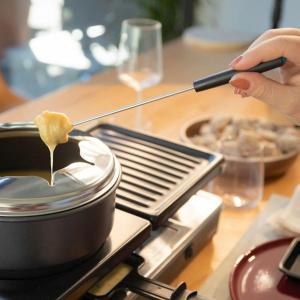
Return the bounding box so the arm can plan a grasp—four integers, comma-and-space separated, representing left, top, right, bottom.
196, 0, 300, 36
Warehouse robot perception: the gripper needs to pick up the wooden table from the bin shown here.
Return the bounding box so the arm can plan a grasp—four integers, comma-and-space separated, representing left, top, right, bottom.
1, 38, 299, 290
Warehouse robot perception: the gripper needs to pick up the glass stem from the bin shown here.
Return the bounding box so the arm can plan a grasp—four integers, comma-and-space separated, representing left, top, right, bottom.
136, 89, 143, 129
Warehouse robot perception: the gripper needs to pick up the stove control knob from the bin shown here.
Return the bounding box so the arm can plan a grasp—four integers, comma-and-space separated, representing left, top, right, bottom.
184, 244, 194, 259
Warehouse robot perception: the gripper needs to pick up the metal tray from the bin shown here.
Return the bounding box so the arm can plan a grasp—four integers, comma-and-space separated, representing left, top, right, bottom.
90, 124, 223, 229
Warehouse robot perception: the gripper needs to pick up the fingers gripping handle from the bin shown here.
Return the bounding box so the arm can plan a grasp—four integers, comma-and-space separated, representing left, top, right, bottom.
193, 57, 287, 92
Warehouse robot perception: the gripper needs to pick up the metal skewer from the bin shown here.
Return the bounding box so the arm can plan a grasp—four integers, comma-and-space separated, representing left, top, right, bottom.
74, 57, 286, 127
74, 86, 193, 126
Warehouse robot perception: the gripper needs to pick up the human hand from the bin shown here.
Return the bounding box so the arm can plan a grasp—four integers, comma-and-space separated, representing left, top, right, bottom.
229, 28, 300, 124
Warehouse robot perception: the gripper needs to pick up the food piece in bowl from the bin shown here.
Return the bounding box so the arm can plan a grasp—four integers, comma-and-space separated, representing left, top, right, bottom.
278, 126, 299, 137
277, 134, 300, 153
261, 141, 282, 157
191, 134, 220, 151
238, 130, 261, 157
34, 111, 73, 186
233, 118, 253, 130
200, 134, 218, 148
210, 115, 230, 135
257, 129, 277, 142
284, 127, 298, 135
258, 119, 274, 130
221, 140, 240, 157
199, 123, 213, 135
191, 135, 204, 146
221, 124, 238, 140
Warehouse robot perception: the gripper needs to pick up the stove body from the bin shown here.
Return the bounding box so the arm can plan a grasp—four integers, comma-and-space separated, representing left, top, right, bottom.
87, 124, 223, 299
0, 125, 223, 299
137, 190, 222, 283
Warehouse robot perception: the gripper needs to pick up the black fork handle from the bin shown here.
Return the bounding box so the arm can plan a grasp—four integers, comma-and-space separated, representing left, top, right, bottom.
193, 57, 286, 92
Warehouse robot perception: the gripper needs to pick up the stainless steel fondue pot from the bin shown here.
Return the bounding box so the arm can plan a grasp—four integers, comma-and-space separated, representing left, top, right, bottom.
0, 123, 121, 278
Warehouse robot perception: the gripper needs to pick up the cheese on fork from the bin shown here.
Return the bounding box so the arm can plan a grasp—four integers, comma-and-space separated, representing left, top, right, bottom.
34, 111, 73, 186
34, 111, 73, 151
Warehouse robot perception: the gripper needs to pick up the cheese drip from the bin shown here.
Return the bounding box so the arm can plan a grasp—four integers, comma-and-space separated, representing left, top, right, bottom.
34, 111, 73, 186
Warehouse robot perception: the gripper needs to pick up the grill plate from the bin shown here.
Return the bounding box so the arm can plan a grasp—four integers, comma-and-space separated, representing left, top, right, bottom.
90, 124, 223, 229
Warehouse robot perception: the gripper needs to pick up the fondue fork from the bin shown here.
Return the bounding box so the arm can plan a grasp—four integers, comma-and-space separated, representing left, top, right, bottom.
74, 57, 286, 127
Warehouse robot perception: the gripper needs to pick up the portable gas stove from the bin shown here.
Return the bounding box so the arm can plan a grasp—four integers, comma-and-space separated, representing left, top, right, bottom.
0, 124, 223, 300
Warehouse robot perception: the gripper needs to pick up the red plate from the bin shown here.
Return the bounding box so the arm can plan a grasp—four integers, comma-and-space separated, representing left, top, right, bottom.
229, 237, 300, 300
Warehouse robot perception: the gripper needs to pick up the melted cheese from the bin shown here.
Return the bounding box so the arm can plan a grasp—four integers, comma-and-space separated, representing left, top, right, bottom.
34, 111, 73, 186
34, 111, 73, 151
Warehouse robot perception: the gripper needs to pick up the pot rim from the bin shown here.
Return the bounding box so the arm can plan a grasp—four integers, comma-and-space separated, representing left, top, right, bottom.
0, 159, 121, 220
0, 123, 121, 217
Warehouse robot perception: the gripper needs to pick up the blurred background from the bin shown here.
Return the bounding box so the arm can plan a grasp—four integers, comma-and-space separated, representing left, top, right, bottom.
0, 0, 299, 100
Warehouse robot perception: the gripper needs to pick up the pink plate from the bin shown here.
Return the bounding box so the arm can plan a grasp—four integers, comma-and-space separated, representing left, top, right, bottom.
229, 237, 300, 300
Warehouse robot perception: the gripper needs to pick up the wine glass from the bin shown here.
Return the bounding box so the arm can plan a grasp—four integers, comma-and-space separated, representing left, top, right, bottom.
117, 18, 163, 130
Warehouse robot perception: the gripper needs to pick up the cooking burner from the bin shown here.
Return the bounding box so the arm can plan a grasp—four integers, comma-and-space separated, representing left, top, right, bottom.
0, 210, 151, 300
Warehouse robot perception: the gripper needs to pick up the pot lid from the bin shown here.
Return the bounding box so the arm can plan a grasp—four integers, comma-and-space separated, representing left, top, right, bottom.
0, 124, 121, 217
